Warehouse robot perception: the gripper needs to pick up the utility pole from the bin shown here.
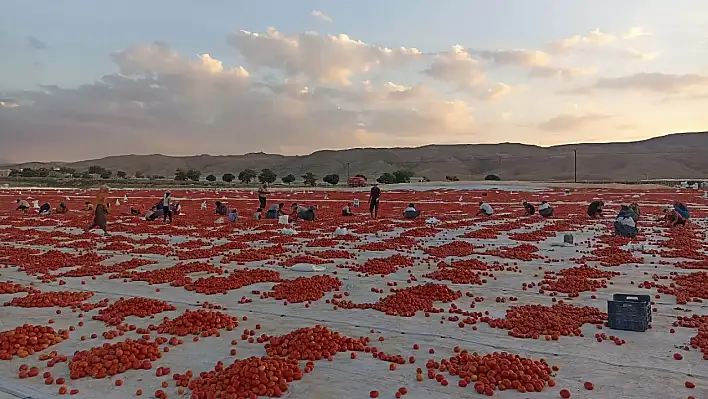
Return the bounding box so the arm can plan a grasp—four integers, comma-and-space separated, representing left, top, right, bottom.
346, 162, 350, 181
573, 149, 577, 183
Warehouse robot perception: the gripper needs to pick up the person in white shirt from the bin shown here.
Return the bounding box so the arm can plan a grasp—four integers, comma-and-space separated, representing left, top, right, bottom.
161, 191, 172, 223
16, 199, 30, 214
477, 202, 493, 216
538, 201, 554, 218
403, 203, 420, 219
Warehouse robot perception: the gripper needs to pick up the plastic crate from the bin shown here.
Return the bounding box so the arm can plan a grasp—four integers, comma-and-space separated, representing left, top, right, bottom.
612, 294, 652, 322
607, 300, 650, 332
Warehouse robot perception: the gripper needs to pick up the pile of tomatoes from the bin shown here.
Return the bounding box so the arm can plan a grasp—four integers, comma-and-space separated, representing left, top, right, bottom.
0, 324, 68, 360
265, 325, 369, 360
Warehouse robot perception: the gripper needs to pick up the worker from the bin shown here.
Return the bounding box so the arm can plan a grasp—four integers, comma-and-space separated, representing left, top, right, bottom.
55, 202, 68, 214
342, 203, 354, 216
476, 202, 494, 217
523, 200, 535, 215
615, 205, 638, 237
629, 203, 640, 222
228, 208, 239, 223
403, 203, 421, 219
369, 184, 381, 218
16, 199, 30, 214
38, 202, 52, 216
215, 201, 229, 216
258, 184, 269, 209
674, 201, 690, 221
265, 203, 285, 219
84, 201, 94, 211
85, 185, 110, 235
162, 191, 173, 224
538, 201, 554, 218
587, 201, 604, 218
291, 203, 316, 221
662, 206, 686, 227
253, 208, 262, 220
130, 206, 142, 215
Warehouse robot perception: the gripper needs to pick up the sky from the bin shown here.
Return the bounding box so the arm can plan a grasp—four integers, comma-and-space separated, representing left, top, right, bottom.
1, 0, 708, 162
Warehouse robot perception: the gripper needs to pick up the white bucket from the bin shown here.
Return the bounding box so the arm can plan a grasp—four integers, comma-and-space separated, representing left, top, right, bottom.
32, 200, 39, 208
353, 199, 360, 208
278, 215, 289, 224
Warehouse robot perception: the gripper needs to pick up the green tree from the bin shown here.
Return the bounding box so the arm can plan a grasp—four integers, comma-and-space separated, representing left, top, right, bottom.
72, 172, 82, 179
88, 165, 106, 175
258, 168, 277, 184
186, 169, 201, 182
323, 174, 340, 185
174, 169, 188, 181
116, 170, 127, 179
206, 174, 217, 182
222, 173, 236, 183
238, 169, 257, 184
445, 175, 459, 182
59, 167, 76, 174
80, 172, 91, 179
393, 169, 414, 184
100, 170, 112, 179
134, 171, 145, 179
377, 173, 396, 184
281, 174, 296, 184
302, 172, 317, 187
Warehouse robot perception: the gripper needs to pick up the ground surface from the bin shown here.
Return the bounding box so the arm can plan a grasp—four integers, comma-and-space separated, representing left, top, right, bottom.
0, 186, 707, 399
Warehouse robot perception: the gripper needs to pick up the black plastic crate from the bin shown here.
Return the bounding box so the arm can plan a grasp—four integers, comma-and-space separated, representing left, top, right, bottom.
607, 300, 650, 332
612, 294, 652, 322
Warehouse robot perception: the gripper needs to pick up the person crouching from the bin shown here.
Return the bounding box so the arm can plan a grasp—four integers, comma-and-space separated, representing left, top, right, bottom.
403, 203, 421, 219
523, 200, 535, 215
291, 203, 316, 221
615, 205, 638, 237
538, 201, 554, 218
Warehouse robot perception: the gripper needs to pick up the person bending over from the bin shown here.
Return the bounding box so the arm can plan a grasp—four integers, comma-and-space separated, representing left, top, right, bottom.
16, 199, 30, 214
522, 200, 535, 216
291, 203, 316, 221
615, 205, 638, 237
55, 202, 68, 214
253, 208, 262, 220
215, 201, 229, 216
538, 201, 554, 218
661, 206, 686, 227
587, 201, 604, 218
476, 202, 494, 217
403, 203, 421, 219
674, 201, 690, 221
369, 184, 381, 218
342, 203, 354, 216
228, 208, 239, 223
265, 203, 285, 219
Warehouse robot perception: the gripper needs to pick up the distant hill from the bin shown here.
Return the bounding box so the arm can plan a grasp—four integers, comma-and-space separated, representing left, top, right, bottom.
7, 132, 708, 181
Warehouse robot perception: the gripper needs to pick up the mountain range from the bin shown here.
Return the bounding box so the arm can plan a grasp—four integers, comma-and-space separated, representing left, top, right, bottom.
3, 132, 707, 182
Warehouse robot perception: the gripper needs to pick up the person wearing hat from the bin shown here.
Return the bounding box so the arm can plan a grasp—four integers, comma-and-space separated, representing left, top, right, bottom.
522, 200, 535, 215
162, 191, 173, 223
661, 205, 686, 227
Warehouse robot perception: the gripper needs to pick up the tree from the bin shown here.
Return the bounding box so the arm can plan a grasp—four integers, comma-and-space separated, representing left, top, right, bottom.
238, 169, 257, 184
377, 173, 396, 184
100, 170, 112, 179
302, 172, 317, 187
393, 169, 415, 184
59, 167, 76, 174
134, 171, 145, 179
174, 169, 188, 181
80, 172, 91, 179
186, 169, 201, 182
484, 174, 501, 181
116, 171, 127, 179
72, 172, 82, 179
445, 175, 459, 182
88, 165, 106, 175
222, 173, 236, 183
258, 169, 277, 184
323, 174, 340, 185
206, 174, 217, 182
281, 174, 296, 184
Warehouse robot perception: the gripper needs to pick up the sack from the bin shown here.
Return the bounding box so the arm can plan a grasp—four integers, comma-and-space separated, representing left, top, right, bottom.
278, 215, 289, 224
290, 264, 327, 272
280, 228, 297, 236
425, 217, 441, 224
335, 227, 348, 235
214, 217, 225, 224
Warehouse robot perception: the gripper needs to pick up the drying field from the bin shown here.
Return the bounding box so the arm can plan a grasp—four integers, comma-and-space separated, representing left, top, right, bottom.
0, 186, 707, 399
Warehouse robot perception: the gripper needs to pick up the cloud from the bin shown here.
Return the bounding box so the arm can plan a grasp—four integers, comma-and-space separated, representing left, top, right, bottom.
567, 72, 708, 95
545, 27, 644, 54
311, 10, 333, 23
476, 49, 549, 67
0, 100, 19, 108
622, 26, 647, 40
0, 41, 473, 161
228, 27, 421, 85
529, 66, 597, 79
478, 83, 512, 101
620, 48, 659, 61
538, 113, 614, 131
423, 45, 486, 88
27, 36, 48, 50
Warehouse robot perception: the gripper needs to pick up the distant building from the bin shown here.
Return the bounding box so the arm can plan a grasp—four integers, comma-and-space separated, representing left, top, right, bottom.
0, 169, 11, 177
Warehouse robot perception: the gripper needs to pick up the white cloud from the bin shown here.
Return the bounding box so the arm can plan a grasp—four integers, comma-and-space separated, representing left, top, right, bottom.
477, 49, 549, 67
311, 10, 333, 23
545, 29, 617, 53
621, 48, 659, 61
479, 83, 512, 101
622, 26, 647, 40
423, 45, 486, 88
228, 27, 422, 85
538, 113, 614, 131
529, 66, 597, 79
567, 72, 708, 95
